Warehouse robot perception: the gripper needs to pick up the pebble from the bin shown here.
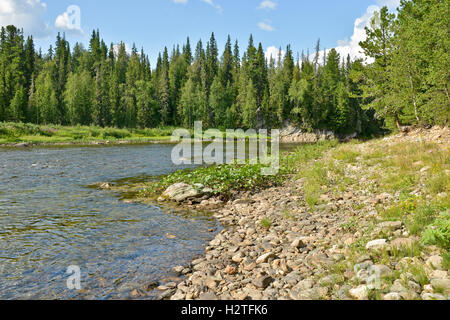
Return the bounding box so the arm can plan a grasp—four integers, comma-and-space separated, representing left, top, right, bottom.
253, 276, 273, 289
365, 239, 388, 251
349, 285, 369, 300
384, 292, 402, 300
426, 255, 443, 270
256, 252, 275, 264
430, 278, 450, 293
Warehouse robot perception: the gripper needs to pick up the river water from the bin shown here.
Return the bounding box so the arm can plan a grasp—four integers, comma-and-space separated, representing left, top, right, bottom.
0, 144, 219, 300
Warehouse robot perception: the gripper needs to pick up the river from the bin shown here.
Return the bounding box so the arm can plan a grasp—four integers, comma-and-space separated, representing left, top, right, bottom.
0, 144, 219, 300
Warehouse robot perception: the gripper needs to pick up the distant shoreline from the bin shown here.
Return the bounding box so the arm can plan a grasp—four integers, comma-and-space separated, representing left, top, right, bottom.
0, 138, 176, 148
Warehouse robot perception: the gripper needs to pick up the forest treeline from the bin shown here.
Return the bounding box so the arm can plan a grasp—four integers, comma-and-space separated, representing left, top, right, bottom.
0, 0, 448, 134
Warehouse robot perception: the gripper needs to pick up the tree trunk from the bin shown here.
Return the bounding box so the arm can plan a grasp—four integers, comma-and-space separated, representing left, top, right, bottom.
395, 115, 401, 131
407, 60, 420, 123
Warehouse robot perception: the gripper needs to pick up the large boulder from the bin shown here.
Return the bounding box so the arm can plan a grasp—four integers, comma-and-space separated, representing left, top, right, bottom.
162, 183, 201, 202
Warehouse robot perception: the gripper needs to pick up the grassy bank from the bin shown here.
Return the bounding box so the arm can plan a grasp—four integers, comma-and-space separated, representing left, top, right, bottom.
0, 122, 272, 146
142, 140, 338, 200
0, 122, 176, 145
144, 128, 449, 299
289, 130, 449, 299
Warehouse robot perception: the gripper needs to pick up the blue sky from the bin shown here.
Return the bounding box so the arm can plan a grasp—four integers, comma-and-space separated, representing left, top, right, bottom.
0, 0, 400, 64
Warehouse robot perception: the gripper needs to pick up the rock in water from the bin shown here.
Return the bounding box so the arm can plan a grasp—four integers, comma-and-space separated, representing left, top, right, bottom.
163, 183, 201, 202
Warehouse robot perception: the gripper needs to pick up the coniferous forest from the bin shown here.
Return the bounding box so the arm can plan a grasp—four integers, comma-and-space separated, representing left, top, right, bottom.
0, 0, 448, 135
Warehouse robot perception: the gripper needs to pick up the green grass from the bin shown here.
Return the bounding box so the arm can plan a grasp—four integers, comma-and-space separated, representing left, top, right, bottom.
331, 147, 361, 163
142, 161, 285, 200
260, 218, 272, 229
421, 212, 450, 249
142, 140, 338, 201
301, 162, 329, 208
281, 140, 339, 209
407, 201, 448, 236
442, 252, 450, 270
282, 140, 338, 170
341, 218, 358, 233
390, 242, 423, 259
0, 122, 175, 145
409, 263, 430, 287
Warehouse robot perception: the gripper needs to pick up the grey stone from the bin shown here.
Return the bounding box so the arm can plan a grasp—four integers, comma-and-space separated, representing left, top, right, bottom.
253, 276, 273, 289
384, 292, 402, 300
390, 280, 408, 293
366, 239, 388, 251
426, 255, 443, 270
163, 183, 201, 202
198, 292, 218, 300
158, 289, 176, 300
390, 238, 415, 250
431, 278, 450, 293
349, 285, 369, 300
378, 221, 403, 231
290, 287, 327, 300
421, 293, 447, 300
256, 252, 275, 264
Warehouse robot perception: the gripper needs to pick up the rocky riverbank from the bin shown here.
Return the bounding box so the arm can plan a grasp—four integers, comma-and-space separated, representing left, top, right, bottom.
153, 126, 449, 301
279, 125, 358, 143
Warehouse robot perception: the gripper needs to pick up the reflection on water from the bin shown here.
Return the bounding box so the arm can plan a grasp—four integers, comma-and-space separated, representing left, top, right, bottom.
0, 144, 218, 300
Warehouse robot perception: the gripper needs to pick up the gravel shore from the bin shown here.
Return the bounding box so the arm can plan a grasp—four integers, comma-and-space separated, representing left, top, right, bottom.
153, 127, 450, 301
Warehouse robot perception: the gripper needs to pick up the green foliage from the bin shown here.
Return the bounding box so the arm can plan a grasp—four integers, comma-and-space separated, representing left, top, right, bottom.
360, 1, 450, 128
442, 252, 450, 270
407, 202, 447, 236
260, 218, 272, 229
65, 71, 95, 125
332, 148, 361, 163
283, 140, 338, 170
421, 212, 450, 249
143, 140, 337, 201
409, 263, 430, 287
0, 1, 447, 132
144, 162, 283, 200
0, 122, 174, 144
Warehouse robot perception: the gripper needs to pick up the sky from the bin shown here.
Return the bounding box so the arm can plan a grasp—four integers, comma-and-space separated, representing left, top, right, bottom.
0, 0, 401, 65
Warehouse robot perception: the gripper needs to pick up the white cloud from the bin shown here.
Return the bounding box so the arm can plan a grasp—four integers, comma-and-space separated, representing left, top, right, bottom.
55, 5, 83, 36
314, 0, 400, 63
0, 0, 51, 38
258, 20, 275, 32
173, 0, 222, 12
377, 0, 400, 10
265, 46, 284, 62
258, 1, 277, 10
201, 0, 222, 13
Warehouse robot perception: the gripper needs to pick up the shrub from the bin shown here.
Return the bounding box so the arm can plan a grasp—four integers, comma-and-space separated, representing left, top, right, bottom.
102, 128, 131, 139
143, 161, 284, 200
421, 212, 450, 249
261, 218, 272, 229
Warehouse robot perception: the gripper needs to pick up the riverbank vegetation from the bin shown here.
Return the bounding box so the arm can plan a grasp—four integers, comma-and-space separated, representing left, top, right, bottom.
142, 140, 338, 200
0, 122, 174, 145
0, 0, 447, 137
155, 127, 449, 301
